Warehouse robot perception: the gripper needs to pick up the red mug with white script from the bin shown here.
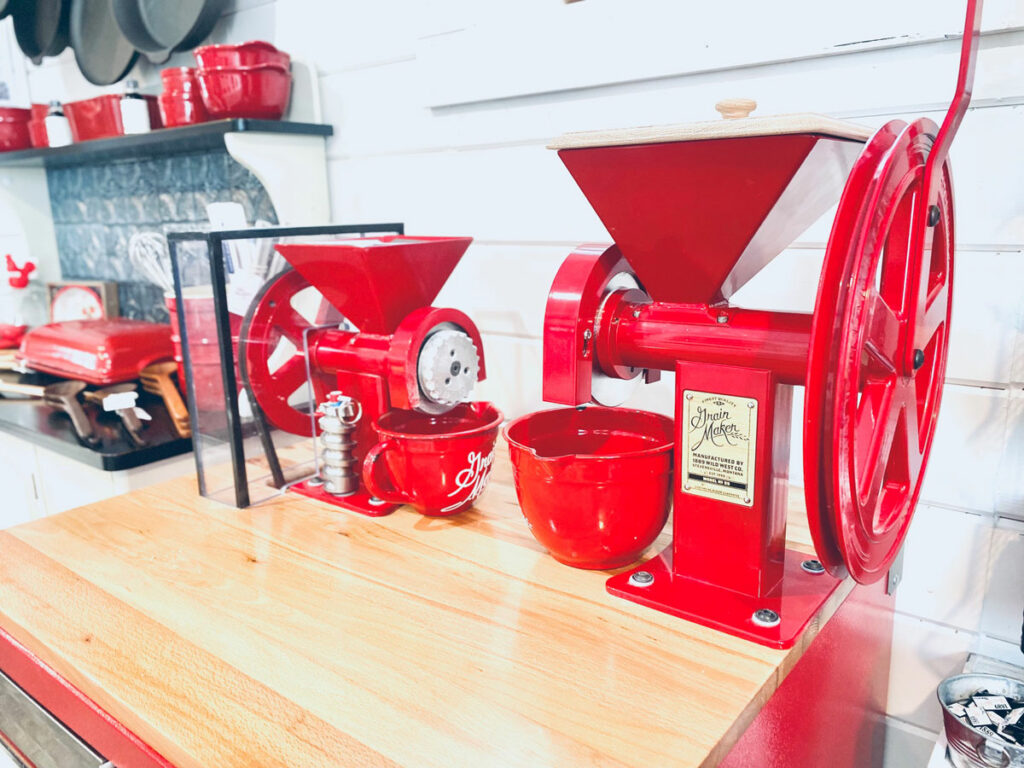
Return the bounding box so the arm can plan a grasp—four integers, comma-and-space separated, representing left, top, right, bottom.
362, 402, 503, 516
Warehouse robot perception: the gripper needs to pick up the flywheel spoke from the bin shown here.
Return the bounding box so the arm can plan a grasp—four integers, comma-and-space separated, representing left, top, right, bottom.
901, 382, 925, 487
854, 378, 898, 503
276, 305, 314, 348
915, 282, 949, 352
271, 355, 308, 395
863, 290, 902, 371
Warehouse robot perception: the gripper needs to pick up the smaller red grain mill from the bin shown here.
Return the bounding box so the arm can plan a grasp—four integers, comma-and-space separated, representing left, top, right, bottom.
239, 236, 487, 515
541, 1, 981, 648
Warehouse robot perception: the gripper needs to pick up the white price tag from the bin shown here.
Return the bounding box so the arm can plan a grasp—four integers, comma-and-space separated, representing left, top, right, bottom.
974, 696, 1011, 712
966, 703, 990, 727
134, 407, 152, 421
102, 391, 137, 412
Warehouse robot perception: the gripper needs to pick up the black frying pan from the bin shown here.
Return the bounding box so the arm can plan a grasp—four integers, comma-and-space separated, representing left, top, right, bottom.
114, 0, 226, 63
141, 0, 227, 51
71, 0, 139, 85
110, 0, 170, 64
13, 0, 70, 64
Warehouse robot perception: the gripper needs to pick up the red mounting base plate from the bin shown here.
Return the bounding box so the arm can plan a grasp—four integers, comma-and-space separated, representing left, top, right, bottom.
290, 481, 401, 517
607, 548, 843, 649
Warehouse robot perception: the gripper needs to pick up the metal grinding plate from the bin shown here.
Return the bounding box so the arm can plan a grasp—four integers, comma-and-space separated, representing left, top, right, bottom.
417, 329, 479, 408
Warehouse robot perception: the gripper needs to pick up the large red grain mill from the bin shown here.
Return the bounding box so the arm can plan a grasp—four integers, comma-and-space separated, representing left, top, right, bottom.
540, 1, 982, 648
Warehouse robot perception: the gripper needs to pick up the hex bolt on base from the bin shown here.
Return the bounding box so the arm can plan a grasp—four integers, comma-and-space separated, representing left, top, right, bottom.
752, 608, 781, 628
801, 559, 825, 575
628, 571, 655, 588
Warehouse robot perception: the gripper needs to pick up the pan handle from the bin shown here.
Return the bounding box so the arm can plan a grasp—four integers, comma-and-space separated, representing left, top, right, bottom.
0, 381, 46, 397
63, 401, 99, 447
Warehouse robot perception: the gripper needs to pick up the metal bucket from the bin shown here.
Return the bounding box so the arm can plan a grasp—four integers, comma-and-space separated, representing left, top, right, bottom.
937, 674, 1024, 768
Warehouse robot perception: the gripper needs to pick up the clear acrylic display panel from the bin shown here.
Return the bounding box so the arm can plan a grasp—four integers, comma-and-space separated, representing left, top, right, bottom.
169, 225, 402, 507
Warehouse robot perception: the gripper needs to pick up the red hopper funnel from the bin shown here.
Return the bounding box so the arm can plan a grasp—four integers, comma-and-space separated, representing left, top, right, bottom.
274, 236, 472, 334
551, 115, 870, 304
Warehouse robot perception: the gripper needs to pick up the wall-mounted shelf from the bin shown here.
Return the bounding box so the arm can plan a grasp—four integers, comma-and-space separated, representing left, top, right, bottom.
0, 119, 335, 281
0, 119, 333, 169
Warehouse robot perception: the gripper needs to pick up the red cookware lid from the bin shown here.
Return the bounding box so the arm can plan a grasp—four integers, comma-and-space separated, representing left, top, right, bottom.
18, 318, 174, 385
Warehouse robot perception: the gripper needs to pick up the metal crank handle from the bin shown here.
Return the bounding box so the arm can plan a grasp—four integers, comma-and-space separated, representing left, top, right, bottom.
922, 0, 983, 203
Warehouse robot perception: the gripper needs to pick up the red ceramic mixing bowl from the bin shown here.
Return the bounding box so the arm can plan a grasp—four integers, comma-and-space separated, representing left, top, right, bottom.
194, 40, 290, 69
196, 63, 292, 120
0, 107, 31, 152
363, 402, 503, 516
504, 406, 675, 569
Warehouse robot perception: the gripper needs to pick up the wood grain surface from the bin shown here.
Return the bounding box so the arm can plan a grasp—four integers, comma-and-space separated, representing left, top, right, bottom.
0, 447, 851, 768
548, 112, 873, 150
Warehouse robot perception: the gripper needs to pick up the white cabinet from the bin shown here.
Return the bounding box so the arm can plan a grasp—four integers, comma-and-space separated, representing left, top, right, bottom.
32, 447, 116, 517
0, 432, 44, 527
0, 434, 194, 523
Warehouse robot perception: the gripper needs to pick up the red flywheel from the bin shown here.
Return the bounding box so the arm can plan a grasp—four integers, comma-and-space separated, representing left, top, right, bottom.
239, 268, 339, 436
804, 118, 954, 583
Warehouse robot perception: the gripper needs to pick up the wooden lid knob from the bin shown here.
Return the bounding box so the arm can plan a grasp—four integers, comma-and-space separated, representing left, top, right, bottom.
715, 99, 757, 120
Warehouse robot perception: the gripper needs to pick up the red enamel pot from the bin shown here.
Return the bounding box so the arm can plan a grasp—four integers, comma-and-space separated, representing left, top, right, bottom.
28, 104, 48, 147
0, 122, 31, 152
363, 402, 503, 517
196, 63, 292, 120
0, 107, 31, 152
159, 67, 209, 128
164, 292, 242, 410
0, 107, 31, 121
65, 94, 163, 142
194, 40, 290, 69
504, 406, 674, 569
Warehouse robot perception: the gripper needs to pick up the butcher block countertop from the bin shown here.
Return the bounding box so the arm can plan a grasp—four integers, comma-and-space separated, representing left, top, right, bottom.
0, 448, 852, 768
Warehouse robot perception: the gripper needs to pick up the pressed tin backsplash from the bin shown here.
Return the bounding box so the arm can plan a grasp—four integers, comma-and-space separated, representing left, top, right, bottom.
47, 150, 276, 323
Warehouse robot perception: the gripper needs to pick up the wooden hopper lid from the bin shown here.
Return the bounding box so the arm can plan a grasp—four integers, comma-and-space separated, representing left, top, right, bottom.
549, 103, 873, 151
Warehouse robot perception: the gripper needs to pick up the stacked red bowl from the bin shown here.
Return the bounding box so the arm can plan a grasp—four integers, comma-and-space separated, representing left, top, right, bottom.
28, 104, 48, 148
159, 67, 209, 128
194, 41, 292, 120
0, 107, 32, 152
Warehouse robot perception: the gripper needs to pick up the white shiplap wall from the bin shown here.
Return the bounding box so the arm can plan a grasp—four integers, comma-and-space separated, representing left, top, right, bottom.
6, 1, 1023, 763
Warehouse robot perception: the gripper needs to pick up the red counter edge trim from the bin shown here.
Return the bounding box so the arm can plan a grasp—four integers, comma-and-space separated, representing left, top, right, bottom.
0, 625, 176, 768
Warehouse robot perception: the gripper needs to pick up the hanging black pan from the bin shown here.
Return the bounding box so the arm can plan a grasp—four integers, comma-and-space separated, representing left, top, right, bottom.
13, 0, 71, 64
113, 0, 226, 63
71, 0, 139, 85
110, 0, 171, 64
